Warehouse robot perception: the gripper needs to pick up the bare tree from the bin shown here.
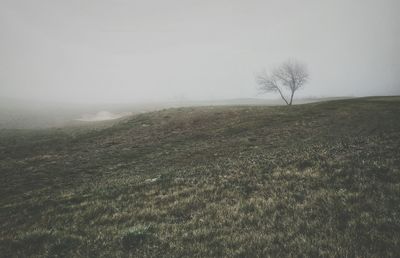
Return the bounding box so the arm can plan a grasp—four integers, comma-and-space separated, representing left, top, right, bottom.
256, 59, 309, 105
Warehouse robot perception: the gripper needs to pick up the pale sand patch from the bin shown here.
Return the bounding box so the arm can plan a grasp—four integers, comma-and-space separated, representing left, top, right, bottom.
76, 111, 132, 122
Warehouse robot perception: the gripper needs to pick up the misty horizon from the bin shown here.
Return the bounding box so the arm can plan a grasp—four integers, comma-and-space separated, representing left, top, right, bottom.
1, 0, 400, 104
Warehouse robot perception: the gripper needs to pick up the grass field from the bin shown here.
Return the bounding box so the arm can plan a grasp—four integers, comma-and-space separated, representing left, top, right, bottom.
1, 97, 400, 257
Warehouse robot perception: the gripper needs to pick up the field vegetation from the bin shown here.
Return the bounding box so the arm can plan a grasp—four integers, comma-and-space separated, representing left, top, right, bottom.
1, 97, 400, 257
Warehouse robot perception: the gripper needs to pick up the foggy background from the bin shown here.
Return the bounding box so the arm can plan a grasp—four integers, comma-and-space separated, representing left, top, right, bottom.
0, 0, 399, 128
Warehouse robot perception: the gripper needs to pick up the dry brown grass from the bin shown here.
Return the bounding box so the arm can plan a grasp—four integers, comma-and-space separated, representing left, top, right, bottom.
1, 97, 400, 257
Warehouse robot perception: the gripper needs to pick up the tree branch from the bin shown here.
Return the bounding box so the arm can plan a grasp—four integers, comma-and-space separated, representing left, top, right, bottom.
256, 59, 309, 106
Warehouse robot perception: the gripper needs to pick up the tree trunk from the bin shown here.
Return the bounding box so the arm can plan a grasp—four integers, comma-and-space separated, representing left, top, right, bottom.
289, 90, 295, 105
277, 88, 289, 105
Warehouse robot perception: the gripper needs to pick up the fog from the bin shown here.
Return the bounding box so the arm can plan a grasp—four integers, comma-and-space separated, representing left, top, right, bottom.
1, 0, 399, 104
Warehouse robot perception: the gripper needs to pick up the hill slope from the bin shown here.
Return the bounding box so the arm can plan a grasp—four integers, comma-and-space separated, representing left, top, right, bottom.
1, 97, 400, 257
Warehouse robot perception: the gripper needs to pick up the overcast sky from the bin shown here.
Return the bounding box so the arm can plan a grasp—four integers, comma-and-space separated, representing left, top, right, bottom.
1, 0, 399, 103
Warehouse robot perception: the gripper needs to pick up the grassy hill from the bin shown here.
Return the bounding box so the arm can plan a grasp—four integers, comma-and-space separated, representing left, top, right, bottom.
0, 97, 350, 129
1, 97, 400, 257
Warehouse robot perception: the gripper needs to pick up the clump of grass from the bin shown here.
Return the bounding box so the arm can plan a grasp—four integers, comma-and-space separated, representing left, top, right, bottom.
121, 225, 152, 250
0, 229, 82, 257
